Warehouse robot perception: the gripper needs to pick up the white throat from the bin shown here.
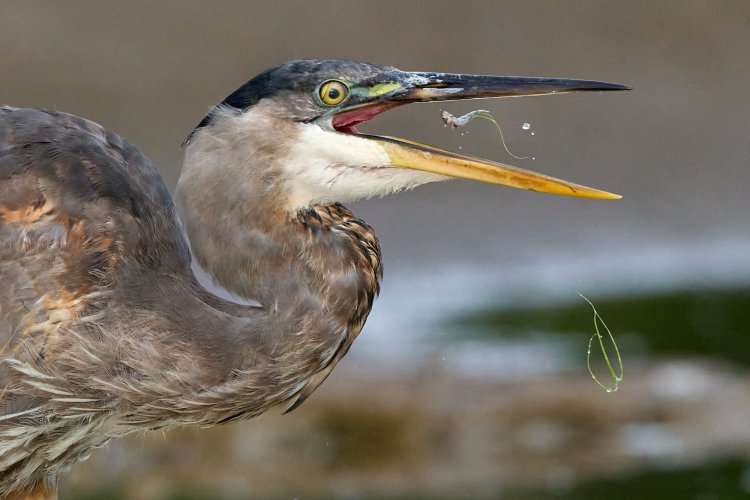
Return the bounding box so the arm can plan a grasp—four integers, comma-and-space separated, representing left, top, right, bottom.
282, 122, 446, 210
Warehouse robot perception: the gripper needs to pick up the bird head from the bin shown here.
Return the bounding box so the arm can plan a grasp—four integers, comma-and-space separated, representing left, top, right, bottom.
184, 60, 627, 211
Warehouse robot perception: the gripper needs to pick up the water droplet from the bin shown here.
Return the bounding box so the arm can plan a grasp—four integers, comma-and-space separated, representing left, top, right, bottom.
531, 132, 535, 136
522, 122, 531, 130
458, 146, 463, 150
532, 157, 536, 160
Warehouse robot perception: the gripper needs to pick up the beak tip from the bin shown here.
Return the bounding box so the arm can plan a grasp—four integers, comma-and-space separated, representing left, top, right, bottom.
610, 83, 632, 91
598, 191, 623, 200
580, 82, 631, 92
569, 187, 622, 200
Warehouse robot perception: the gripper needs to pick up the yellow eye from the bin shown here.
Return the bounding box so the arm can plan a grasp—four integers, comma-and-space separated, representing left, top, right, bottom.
319, 80, 349, 106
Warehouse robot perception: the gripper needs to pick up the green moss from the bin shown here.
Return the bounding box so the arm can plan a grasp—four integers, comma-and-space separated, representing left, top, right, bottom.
451, 287, 750, 365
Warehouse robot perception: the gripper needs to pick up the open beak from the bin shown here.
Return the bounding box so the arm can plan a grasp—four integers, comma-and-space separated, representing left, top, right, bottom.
332, 71, 630, 199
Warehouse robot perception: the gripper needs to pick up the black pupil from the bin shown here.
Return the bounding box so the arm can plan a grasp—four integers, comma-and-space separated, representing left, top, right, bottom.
328, 87, 341, 100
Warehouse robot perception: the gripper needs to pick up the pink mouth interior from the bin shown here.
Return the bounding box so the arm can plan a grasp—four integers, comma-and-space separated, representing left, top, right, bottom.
331, 102, 401, 134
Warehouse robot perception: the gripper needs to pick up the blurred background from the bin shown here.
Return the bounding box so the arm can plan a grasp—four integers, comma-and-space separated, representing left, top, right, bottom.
2, 1, 750, 498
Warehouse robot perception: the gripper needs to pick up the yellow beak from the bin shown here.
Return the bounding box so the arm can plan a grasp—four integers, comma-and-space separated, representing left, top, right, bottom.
369, 134, 621, 200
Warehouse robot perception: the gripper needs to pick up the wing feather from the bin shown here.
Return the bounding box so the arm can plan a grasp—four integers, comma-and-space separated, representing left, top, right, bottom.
0, 107, 190, 355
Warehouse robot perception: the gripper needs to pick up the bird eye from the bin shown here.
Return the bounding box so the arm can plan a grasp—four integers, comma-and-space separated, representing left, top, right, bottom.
318, 80, 349, 106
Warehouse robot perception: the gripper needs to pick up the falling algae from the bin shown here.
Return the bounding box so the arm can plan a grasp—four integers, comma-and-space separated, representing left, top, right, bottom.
580, 293, 623, 392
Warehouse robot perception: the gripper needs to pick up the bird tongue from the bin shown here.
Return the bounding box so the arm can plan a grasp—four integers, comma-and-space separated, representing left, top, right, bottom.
331, 102, 401, 134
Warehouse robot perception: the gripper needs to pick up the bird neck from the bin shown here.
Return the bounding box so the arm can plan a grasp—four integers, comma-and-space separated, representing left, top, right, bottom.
176, 133, 382, 410
177, 132, 382, 311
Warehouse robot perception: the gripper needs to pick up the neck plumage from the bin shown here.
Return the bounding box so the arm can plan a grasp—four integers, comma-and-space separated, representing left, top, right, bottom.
174, 124, 382, 414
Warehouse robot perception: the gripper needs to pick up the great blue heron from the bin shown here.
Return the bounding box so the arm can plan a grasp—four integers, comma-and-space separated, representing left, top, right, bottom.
0, 59, 627, 499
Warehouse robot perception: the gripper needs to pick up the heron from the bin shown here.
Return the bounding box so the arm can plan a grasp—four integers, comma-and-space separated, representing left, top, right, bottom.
0, 59, 627, 499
